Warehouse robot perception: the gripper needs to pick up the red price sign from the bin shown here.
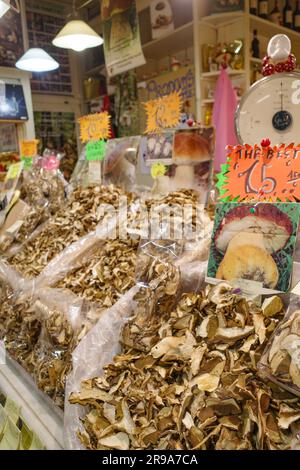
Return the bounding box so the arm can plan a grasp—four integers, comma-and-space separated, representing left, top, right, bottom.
223, 144, 300, 202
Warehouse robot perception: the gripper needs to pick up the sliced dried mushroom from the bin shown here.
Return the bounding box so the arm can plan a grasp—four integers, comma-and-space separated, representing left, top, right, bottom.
259, 306, 300, 395
70, 285, 297, 450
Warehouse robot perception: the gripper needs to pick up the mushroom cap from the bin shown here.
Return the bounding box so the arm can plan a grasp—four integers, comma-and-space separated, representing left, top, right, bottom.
215, 205, 293, 254
173, 131, 210, 165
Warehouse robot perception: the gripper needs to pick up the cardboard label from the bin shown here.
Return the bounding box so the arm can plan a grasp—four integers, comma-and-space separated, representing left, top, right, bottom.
88, 161, 102, 185
20, 140, 39, 158
144, 91, 182, 134
78, 112, 110, 143
86, 140, 106, 161
218, 144, 300, 202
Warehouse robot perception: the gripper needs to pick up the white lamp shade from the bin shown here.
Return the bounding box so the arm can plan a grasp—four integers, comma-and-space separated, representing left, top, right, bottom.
0, 0, 10, 18
16, 48, 59, 72
52, 20, 103, 52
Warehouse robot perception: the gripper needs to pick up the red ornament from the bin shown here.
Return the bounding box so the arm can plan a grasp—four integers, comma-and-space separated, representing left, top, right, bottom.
263, 63, 275, 76
187, 119, 194, 127
261, 138, 271, 148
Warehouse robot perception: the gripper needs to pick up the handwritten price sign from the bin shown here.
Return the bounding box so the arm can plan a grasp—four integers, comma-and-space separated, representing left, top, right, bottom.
20, 140, 39, 158
219, 144, 300, 202
78, 112, 110, 143
144, 91, 182, 134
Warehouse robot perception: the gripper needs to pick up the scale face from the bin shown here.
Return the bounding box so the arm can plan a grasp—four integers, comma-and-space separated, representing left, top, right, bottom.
235, 72, 300, 145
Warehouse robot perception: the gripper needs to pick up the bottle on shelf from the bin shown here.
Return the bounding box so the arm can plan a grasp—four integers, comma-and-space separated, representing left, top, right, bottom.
269, 0, 282, 25
250, 0, 258, 15
258, 0, 268, 19
294, 0, 300, 32
283, 0, 293, 29
251, 29, 260, 58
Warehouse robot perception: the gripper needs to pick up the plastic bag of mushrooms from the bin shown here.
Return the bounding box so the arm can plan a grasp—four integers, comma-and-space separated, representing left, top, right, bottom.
65, 245, 300, 450
0, 284, 104, 410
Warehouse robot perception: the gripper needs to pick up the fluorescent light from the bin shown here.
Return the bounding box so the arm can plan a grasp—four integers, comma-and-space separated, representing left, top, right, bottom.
0, 0, 10, 18
53, 20, 103, 52
16, 48, 59, 72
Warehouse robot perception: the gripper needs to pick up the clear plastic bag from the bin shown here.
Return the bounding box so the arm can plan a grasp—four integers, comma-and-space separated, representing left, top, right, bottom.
258, 293, 300, 398
103, 137, 141, 193
64, 286, 139, 449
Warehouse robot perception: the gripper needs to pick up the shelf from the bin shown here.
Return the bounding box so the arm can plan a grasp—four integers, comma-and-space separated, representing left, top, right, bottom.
201, 97, 241, 106
201, 70, 245, 79
250, 57, 262, 65
84, 64, 106, 77
200, 11, 244, 26
142, 21, 193, 59
250, 14, 300, 40
0, 356, 64, 450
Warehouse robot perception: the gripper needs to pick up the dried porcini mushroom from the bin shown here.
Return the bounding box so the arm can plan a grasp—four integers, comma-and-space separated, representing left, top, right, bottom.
259, 306, 300, 397
11, 186, 134, 277
70, 285, 298, 450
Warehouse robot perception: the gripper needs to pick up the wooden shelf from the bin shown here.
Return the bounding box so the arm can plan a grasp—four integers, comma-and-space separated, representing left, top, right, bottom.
200, 11, 244, 26
201, 97, 241, 106
84, 65, 106, 77
250, 14, 300, 40
142, 22, 194, 59
250, 57, 262, 65
201, 70, 245, 79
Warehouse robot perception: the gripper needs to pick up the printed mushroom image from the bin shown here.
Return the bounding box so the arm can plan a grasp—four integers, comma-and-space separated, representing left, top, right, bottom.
215, 205, 293, 289
104, 138, 139, 192
169, 130, 211, 197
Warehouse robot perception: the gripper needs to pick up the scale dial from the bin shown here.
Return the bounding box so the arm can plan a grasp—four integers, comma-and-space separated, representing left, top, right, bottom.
235, 72, 300, 145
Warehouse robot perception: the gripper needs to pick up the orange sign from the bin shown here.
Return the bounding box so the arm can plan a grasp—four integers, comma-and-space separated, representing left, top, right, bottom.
20, 140, 39, 158
223, 144, 300, 202
144, 91, 182, 134
78, 112, 110, 143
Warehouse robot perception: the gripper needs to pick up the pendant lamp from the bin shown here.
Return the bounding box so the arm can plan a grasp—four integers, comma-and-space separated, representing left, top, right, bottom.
52, 1, 103, 52
16, 48, 59, 72
0, 0, 20, 18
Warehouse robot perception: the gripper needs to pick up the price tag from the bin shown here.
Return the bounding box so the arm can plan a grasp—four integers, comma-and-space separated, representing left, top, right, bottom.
5, 162, 23, 181
88, 161, 102, 185
86, 140, 106, 161
217, 144, 300, 202
144, 91, 182, 134
78, 112, 110, 143
20, 140, 39, 158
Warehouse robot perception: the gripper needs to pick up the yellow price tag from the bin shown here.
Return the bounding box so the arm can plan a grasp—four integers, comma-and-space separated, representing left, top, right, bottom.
20, 140, 39, 158
78, 112, 110, 143
144, 91, 182, 134
5, 162, 23, 181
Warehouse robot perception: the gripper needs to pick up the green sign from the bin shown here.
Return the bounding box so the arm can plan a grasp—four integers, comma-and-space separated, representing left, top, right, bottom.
86, 140, 106, 161
21, 156, 33, 170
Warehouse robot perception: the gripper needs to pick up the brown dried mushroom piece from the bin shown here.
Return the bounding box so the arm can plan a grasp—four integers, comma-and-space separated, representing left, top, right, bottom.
70, 287, 298, 450
11, 186, 135, 278
262, 308, 300, 394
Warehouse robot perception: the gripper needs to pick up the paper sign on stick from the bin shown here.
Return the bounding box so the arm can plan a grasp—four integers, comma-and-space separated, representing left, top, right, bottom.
217, 144, 300, 202
86, 140, 106, 161
78, 112, 110, 143
144, 91, 182, 134
20, 140, 39, 158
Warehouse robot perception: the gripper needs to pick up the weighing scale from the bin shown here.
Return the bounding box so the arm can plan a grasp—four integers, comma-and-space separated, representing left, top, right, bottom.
235, 35, 300, 146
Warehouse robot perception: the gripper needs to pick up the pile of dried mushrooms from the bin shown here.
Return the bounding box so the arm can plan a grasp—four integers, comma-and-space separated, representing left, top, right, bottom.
11, 185, 133, 277
70, 284, 300, 450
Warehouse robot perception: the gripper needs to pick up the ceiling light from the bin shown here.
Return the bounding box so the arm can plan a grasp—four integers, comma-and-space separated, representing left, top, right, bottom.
16, 48, 59, 72
53, 19, 103, 52
0, 0, 11, 18
0, 0, 20, 18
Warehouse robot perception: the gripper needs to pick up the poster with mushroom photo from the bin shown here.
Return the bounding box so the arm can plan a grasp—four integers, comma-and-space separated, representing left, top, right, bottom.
149, 127, 214, 204
207, 203, 300, 293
